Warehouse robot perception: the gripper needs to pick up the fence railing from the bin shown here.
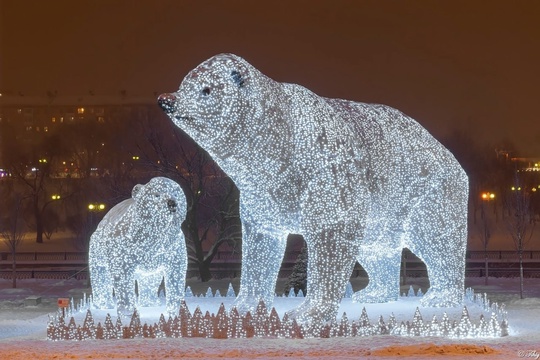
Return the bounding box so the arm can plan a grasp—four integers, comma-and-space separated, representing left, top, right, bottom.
2, 250, 540, 262
2, 250, 540, 280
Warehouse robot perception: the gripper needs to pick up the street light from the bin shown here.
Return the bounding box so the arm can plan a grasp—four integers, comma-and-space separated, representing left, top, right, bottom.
481, 192, 495, 200
51, 194, 61, 200
88, 203, 106, 211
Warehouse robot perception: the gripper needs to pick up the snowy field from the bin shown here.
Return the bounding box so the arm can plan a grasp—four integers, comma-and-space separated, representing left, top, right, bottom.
1, 276, 540, 359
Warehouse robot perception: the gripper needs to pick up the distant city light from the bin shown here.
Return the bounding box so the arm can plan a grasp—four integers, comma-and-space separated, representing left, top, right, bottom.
481, 192, 495, 200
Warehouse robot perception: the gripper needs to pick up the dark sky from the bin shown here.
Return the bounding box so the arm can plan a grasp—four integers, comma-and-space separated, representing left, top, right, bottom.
1, 0, 540, 155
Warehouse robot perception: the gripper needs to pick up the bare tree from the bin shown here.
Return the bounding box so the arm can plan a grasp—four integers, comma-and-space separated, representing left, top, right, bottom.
192, 173, 241, 280
505, 173, 536, 299
0, 189, 27, 288
0, 119, 71, 243
136, 114, 241, 281
42, 207, 60, 240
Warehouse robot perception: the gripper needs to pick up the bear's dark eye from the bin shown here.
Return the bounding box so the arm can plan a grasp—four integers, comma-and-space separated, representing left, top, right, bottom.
202, 87, 211, 96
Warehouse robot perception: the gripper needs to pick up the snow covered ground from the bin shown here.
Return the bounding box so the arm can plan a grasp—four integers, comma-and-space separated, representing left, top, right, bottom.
1, 276, 539, 359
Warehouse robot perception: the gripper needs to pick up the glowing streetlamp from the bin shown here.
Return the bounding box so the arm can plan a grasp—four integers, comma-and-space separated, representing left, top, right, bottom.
88, 203, 106, 211
51, 194, 61, 200
481, 192, 495, 201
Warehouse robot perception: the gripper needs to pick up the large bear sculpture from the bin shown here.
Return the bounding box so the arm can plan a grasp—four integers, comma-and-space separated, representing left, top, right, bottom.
89, 177, 187, 316
158, 54, 468, 325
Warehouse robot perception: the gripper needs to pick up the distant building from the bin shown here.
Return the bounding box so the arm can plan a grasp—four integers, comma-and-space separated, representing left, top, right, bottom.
0, 93, 160, 177
0, 93, 156, 138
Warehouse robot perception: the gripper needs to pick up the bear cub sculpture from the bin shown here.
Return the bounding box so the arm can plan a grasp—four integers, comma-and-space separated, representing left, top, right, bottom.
89, 177, 187, 317
158, 53, 468, 326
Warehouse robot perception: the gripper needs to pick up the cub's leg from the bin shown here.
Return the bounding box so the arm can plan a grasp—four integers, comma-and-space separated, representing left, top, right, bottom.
135, 271, 163, 307
89, 239, 114, 309
110, 261, 137, 318
164, 244, 188, 315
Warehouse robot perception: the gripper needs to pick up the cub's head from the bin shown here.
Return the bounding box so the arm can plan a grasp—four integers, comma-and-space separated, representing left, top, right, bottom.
158, 53, 264, 156
132, 177, 185, 225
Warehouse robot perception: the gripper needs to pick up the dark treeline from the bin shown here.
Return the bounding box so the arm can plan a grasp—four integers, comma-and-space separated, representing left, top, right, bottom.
0, 104, 240, 282
0, 109, 538, 282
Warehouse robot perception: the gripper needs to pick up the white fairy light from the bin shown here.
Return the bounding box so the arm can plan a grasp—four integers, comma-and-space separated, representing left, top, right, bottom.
158, 53, 468, 326
89, 177, 187, 317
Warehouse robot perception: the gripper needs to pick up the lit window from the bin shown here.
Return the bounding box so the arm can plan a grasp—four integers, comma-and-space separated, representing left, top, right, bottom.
44, 126, 48, 132
17, 109, 22, 114
52, 117, 56, 123
98, 116, 105, 123
77, 107, 85, 114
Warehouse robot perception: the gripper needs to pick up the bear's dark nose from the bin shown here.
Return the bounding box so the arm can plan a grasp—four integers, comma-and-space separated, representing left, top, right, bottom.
167, 199, 177, 213
158, 93, 177, 114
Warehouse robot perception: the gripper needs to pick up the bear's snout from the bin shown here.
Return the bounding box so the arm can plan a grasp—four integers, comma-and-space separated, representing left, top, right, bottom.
158, 93, 177, 114
167, 199, 177, 213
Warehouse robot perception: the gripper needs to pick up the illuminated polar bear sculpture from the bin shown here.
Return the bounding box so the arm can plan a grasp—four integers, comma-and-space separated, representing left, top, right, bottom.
158, 54, 468, 325
89, 177, 187, 316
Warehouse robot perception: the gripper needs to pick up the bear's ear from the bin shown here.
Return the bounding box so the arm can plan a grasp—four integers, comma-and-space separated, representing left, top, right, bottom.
230, 70, 246, 88
132, 184, 143, 200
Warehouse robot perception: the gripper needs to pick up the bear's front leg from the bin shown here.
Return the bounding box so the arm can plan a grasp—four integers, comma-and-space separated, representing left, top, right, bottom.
164, 245, 188, 315
111, 267, 137, 318
352, 246, 402, 303
287, 224, 358, 331
232, 222, 287, 313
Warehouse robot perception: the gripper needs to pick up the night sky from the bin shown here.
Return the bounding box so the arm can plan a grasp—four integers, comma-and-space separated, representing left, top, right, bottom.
1, 0, 539, 155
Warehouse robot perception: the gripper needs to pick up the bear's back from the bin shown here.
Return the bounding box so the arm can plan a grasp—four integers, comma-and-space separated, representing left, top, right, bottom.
92, 198, 135, 244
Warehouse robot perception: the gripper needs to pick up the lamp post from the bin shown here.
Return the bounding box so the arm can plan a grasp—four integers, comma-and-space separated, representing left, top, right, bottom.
479, 192, 495, 285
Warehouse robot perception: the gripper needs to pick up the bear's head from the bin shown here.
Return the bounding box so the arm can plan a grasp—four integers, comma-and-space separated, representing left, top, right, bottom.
131, 177, 185, 227
158, 53, 266, 158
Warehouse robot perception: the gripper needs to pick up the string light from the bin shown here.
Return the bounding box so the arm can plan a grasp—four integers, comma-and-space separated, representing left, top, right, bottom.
89, 177, 187, 317
158, 53, 468, 327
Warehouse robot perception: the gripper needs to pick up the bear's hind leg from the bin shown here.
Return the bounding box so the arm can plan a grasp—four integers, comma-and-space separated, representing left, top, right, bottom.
411, 223, 467, 308
406, 183, 467, 308
89, 264, 114, 309
352, 246, 401, 303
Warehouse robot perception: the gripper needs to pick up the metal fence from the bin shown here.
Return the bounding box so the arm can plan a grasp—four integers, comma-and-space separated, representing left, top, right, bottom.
2, 250, 540, 280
